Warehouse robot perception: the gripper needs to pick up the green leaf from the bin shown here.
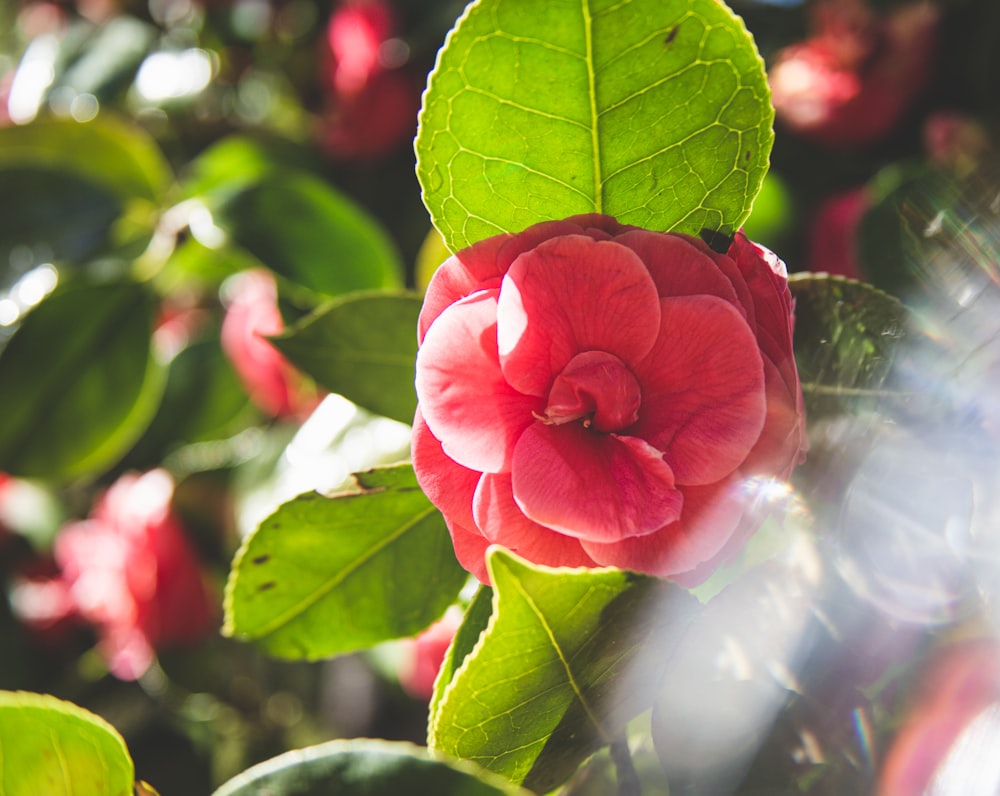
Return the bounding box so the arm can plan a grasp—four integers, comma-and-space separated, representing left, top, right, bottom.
789, 274, 908, 419
0, 115, 171, 203
212, 739, 529, 796
0, 166, 121, 266
416, 0, 773, 252
271, 292, 421, 424
428, 585, 494, 729
215, 172, 403, 297
0, 279, 163, 480
429, 548, 697, 793
0, 690, 134, 796
223, 464, 467, 660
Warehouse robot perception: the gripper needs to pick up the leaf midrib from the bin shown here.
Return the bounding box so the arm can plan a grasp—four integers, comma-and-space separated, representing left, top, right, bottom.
249, 503, 437, 639
582, 0, 602, 213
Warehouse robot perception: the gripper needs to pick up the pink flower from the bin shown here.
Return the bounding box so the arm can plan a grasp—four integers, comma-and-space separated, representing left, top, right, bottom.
220, 269, 320, 419
877, 639, 1000, 795
53, 470, 216, 680
318, 0, 419, 159
413, 215, 806, 584
807, 188, 869, 280
769, 0, 938, 147
398, 610, 461, 701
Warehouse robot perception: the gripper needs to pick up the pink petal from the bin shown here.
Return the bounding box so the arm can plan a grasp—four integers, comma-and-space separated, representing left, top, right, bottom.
416, 290, 542, 473
473, 472, 598, 568
511, 423, 682, 542
497, 236, 662, 396
447, 520, 492, 584
741, 358, 807, 480
411, 409, 480, 533
582, 476, 747, 582
614, 229, 742, 306
543, 351, 641, 432
631, 296, 766, 485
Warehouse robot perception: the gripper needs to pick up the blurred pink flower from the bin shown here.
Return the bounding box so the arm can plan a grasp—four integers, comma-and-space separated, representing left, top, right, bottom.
413, 215, 806, 585
220, 269, 319, 419
807, 188, 869, 280
52, 470, 216, 680
770, 0, 938, 147
398, 610, 461, 700
318, 0, 419, 159
877, 639, 1000, 795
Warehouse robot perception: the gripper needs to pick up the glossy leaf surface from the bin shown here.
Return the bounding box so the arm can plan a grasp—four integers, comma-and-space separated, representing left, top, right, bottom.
416, 0, 773, 251
224, 465, 467, 659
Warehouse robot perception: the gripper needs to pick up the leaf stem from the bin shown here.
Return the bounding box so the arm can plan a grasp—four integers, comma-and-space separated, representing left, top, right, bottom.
610, 737, 641, 796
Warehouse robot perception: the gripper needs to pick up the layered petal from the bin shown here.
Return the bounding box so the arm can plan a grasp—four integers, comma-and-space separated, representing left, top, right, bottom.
411, 409, 480, 533
511, 423, 682, 541
473, 472, 598, 568
630, 296, 766, 485
416, 290, 541, 473
497, 236, 661, 396
581, 475, 746, 581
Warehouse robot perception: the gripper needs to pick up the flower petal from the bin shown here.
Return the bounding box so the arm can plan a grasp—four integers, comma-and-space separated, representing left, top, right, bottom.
497, 236, 662, 396
416, 290, 542, 473
631, 296, 766, 485
473, 472, 598, 568
511, 422, 682, 542
581, 476, 747, 582
411, 409, 480, 533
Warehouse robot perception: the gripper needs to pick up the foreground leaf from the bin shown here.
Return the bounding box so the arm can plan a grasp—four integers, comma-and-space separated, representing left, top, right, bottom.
272, 292, 422, 424
429, 548, 697, 793
0, 279, 163, 481
0, 690, 134, 796
212, 739, 528, 796
789, 274, 908, 419
223, 464, 467, 659
416, 0, 773, 251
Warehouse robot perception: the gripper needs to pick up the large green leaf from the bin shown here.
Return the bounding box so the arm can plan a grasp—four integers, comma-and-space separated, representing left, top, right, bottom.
0, 166, 121, 266
416, 0, 773, 252
212, 739, 528, 796
0, 115, 171, 203
0, 691, 134, 796
271, 292, 421, 424
0, 279, 163, 481
429, 548, 697, 793
215, 172, 403, 297
223, 464, 467, 660
789, 274, 909, 420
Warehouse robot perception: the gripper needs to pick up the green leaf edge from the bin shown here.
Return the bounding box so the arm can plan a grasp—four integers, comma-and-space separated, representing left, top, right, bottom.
211, 738, 532, 796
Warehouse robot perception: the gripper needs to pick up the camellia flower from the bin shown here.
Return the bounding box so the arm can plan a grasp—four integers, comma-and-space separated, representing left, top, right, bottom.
807, 188, 869, 280
398, 609, 462, 701
220, 269, 319, 420
769, 0, 938, 147
52, 469, 216, 680
413, 214, 806, 584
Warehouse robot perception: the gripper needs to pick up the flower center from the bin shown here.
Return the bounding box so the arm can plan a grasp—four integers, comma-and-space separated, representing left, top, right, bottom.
539, 351, 641, 433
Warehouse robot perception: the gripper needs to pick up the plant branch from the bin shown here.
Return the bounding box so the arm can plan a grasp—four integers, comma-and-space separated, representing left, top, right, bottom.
610, 737, 641, 796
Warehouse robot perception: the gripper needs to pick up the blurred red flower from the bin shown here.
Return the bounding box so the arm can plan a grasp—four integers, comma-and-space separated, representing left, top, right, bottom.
220, 269, 319, 420
318, 0, 419, 159
398, 609, 461, 701
51, 470, 216, 680
770, 0, 938, 147
807, 188, 869, 280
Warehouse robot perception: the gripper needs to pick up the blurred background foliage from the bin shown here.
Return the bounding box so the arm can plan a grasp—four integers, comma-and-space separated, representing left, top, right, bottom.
1, 0, 1000, 792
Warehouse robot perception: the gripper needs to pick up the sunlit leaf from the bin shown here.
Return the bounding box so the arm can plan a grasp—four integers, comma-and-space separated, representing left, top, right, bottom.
789, 274, 908, 419
416, 0, 773, 251
0, 115, 171, 203
0, 690, 134, 796
212, 739, 529, 796
215, 172, 403, 298
223, 464, 467, 660
429, 548, 697, 793
271, 292, 421, 425
0, 279, 163, 481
